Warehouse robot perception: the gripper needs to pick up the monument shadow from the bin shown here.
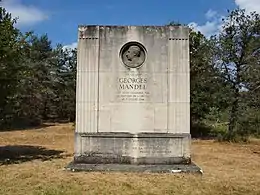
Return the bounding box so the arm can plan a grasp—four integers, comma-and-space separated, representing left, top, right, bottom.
0, 145, 64, 165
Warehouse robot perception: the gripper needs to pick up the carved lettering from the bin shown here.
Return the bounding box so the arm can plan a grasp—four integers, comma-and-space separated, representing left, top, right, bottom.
132, 145, 172, 155
119, 84, 146, 90
118, 78, 147, 84
116, 76, 150, 102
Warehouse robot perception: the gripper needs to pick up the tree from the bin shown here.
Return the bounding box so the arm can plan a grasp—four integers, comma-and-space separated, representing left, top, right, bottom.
0, 6, 26, 128
55, 46, 77, 121
0, 6, 77, 128
190, 31, 214, 121
214, 9, 260, 140
11, 34, 55, 126
189, 30, 230, 136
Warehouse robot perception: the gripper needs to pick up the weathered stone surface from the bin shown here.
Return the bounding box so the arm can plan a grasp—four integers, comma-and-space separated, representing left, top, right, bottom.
76, 25, 189, 135
70, 25, 195, 172
74, 132, 190, 164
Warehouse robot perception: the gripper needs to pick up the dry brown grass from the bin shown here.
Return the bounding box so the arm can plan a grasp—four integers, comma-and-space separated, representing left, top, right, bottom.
0, 124, 260, 195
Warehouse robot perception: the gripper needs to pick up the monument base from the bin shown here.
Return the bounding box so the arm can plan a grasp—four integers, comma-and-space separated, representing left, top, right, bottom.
65, 162, 202, 174
74, 132, 191, 165
66, 132, 202, 174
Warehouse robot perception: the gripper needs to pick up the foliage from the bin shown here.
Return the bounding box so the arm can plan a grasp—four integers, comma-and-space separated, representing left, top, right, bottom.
0, 7, 76, 129
189, 31, 229, 122
212, 9, 260, 140
0, 6, 25, 127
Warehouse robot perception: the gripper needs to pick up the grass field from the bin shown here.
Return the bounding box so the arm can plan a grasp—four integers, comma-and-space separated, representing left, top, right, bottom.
0, 124, 260, 195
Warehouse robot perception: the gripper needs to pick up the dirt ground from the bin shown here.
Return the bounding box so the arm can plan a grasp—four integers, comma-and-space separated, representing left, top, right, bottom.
0, 124, 259, 195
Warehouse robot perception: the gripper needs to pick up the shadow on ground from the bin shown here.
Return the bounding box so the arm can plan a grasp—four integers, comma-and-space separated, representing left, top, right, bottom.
0, 145, 64, 165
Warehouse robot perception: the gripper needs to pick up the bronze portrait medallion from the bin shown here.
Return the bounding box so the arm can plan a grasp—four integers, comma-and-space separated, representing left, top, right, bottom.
120, 42, 146, 68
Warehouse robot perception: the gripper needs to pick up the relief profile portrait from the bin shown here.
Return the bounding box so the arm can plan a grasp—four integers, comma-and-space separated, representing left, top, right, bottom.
121, 42, 146, 68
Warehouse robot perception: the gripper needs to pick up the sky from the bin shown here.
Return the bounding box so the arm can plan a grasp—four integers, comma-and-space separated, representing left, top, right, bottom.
1, 0, 260, 49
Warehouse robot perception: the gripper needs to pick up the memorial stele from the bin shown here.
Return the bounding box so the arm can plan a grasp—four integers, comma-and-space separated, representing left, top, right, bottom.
66, 25, 201, 173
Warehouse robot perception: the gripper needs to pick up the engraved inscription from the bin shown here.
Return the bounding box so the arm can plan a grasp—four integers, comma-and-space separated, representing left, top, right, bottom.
131, 139, 172, 155
118, 77, 147, 90
116, 73, 150, 102
116, 91, 150, 102
132, 146, 172, 154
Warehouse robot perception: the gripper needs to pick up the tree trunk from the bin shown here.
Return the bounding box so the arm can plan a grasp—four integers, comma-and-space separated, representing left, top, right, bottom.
228, 88, 239, 138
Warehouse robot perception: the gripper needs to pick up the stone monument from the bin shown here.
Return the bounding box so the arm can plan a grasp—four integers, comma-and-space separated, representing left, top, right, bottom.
66, 25, 201, 173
